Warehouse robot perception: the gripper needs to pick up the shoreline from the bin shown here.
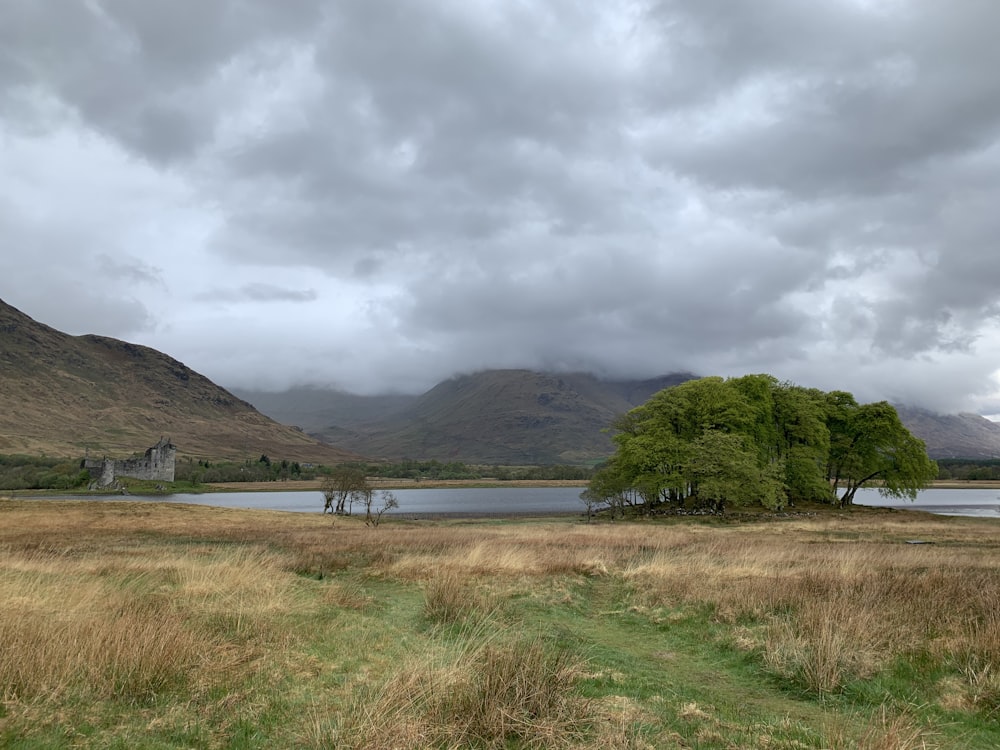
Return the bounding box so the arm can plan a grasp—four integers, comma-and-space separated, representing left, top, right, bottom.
4, 477, 998, 501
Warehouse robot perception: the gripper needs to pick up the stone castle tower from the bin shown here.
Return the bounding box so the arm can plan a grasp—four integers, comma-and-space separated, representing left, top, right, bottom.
85, 437, 177, 487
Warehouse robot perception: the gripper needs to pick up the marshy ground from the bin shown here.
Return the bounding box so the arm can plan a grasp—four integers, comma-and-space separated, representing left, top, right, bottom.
2, 498, 999, 748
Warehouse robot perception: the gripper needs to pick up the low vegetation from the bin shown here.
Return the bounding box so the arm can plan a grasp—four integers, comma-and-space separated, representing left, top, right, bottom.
0, 454, 92, 491
0, 453, 594, 492
936, 458, 1000, 481
2, 498, 998, 748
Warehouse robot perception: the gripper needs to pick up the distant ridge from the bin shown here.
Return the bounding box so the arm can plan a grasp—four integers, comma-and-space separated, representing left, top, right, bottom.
0, 299, 360, 463
893, 406, 1000, 460
236, 372, 1000, 465
236, 370, 696, 464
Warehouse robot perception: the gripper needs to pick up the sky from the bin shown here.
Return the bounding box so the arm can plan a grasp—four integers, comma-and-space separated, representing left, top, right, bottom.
3, 1, 1000, 415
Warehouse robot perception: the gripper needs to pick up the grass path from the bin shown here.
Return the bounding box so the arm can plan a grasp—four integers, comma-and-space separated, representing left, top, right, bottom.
530, 578, 855, 748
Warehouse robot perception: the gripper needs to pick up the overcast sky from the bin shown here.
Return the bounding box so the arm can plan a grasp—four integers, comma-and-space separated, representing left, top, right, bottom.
3, 1, 1000, 414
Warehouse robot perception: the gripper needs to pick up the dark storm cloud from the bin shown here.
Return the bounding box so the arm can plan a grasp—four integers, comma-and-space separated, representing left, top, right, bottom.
3, 0, 1000, 411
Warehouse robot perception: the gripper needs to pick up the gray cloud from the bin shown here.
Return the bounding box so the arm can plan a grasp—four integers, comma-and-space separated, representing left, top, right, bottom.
196, 284, 318, 304
97, 254, 164, 287
2, 0, 1000, 414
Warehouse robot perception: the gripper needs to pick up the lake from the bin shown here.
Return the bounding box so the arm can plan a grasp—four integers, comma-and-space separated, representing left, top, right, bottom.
119, 486, 1000, 518
160, 486, 588, 515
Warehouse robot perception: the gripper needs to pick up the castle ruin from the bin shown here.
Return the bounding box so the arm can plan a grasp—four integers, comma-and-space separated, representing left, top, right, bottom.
86, 437, 177, 488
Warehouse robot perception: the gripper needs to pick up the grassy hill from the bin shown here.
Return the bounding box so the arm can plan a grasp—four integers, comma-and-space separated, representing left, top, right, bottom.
0, 299, 359, 463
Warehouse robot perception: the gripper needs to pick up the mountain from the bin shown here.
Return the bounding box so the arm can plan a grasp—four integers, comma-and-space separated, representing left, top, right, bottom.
232, 386, 416, 434
0, 299, 360, 463
236, 370, 696, 464
893, 406, 1000, 460
235, 371, 1000, 465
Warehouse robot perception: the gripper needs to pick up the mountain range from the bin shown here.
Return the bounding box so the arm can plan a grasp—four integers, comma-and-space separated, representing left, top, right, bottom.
0, 299, 357, 463
235, 374, 1000, 464
236, 371, 694, 465
4, 297, 1000, 465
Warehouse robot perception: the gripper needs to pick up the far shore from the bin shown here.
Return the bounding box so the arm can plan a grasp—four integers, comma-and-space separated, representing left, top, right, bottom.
927, 478, 1000, 490
3, 478, 997, 500
188, 477, 1000, 493
202, 477, 591, 492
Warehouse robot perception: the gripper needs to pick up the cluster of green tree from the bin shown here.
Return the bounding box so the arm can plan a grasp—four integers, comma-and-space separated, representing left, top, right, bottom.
583, 375, 937, 515
492, 465, 594, 481
0, 454, 91, 491
335, 461, 594, 482
174, 456, 314, 484
350, 460, 482, 481
936, 458, 1000, 481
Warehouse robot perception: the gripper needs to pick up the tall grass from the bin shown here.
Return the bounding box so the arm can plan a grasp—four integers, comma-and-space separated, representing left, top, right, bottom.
422, 569, 498, 624
324, 632, 588, 750
0, 544, 297, 705
622, 532, 1000, 705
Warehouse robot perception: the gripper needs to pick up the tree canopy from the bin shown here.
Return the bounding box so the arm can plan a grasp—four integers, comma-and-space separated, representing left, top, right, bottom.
589, 375, 937, 513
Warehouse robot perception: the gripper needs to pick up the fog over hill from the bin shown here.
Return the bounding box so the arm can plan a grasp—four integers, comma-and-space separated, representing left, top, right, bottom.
3, 295, 994, 466
238, 371, 691, 465
235, 372, 1000, 464
6, 2, 1000, 418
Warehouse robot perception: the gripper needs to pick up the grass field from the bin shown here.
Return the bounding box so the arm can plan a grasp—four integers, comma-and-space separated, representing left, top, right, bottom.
2, 499, 999, 749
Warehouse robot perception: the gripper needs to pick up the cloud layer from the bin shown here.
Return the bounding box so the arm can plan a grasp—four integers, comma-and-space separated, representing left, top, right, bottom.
3, 0, 1000, 412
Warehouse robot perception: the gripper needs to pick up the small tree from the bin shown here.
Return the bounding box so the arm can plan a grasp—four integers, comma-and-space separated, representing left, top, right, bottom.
365, 490, 399, 527
321, 465, 369, 515
578, 486, 604, 522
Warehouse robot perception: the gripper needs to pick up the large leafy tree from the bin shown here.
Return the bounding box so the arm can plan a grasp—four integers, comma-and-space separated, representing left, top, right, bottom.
773, 385, 831, 503
825, 399, 938, 507
593, 375, 936, 512
688, 430, 786, 511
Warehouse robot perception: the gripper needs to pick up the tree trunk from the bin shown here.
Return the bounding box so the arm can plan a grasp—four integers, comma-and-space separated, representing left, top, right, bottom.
839, 487, 855, 508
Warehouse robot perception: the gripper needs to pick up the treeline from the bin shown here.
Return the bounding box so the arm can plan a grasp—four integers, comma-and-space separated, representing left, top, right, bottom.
175, 458, 592, 484
330, 460, 593, 482
0, 454, 594, 491
936, 459, 1000, 481
584, 374, 937, 515
0, 454, 91, 491
174, 456, 314, 484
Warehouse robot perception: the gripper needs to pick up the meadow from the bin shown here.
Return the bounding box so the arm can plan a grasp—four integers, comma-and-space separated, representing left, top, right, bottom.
1, 498, 999, 749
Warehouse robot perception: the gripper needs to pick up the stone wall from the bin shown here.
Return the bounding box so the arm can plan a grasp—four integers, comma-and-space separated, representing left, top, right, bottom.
86, 437, 176, 487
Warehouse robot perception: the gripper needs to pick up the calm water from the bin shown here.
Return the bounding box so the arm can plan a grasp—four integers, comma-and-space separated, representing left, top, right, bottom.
852, 487, 1000, 518
65, 485, 1000, 518
160, 486, 588, 515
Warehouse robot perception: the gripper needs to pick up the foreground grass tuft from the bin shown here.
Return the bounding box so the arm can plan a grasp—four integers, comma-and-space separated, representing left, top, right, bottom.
322, 632, 587, 749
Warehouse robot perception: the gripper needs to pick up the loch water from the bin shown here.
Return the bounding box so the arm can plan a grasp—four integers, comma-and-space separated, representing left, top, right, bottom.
139, 486, 1000, 518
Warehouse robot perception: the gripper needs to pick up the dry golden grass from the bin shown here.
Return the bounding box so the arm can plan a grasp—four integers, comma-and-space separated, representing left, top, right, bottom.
0, 549, 255, 705
314, 631, 589, 750
0, 501, 313, 710
3, 498, 1000, 747
828, 705, 941, 750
